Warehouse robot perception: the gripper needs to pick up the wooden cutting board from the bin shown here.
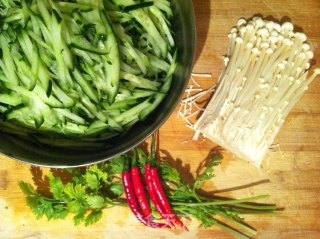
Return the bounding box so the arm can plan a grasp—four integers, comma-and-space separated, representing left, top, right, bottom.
1, 1, 320, 238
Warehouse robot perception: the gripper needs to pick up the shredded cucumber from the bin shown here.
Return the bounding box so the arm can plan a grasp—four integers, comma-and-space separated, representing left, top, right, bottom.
0, 0, 176, 145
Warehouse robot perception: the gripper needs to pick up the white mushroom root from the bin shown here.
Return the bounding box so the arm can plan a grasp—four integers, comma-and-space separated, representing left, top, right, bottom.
193, 17, 320, 166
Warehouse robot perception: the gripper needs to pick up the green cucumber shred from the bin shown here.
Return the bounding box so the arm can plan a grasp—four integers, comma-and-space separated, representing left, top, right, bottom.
0, 0, 176, 145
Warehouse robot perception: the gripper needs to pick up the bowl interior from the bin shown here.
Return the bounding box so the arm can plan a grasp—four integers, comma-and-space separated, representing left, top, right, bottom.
0, 0, 196, 167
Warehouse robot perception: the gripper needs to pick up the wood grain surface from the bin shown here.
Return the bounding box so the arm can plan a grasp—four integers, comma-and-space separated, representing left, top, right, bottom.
1, 1, 320, 238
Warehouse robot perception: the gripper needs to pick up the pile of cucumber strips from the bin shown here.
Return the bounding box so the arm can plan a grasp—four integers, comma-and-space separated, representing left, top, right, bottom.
0, 0, 176, 146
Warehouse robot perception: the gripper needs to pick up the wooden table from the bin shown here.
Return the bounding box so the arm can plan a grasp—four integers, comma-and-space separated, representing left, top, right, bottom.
1, 1, 320, 238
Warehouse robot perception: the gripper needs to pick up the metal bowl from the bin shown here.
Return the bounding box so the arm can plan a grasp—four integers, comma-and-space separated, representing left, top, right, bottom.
0, 0, 196, 167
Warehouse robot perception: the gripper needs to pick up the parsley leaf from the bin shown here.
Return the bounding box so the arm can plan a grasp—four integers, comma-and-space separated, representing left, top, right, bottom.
85, 172, 99, 190
19, 181, 65, 220
67, 199, 85, 213
48, 174, 64, 200
169, 184, 195, 202
52, 204, 68, 219
19, 155, 124, 227
85, 195, 105, 209
159, 162, 182, 187
193, 154, 223, 190
64, 183, 86, 200
73, 209, 86, 226
85, 210, 103, 226
19, 181, 36, 195
87, 164, 108, 184
108, 155, 124, 175
109, 182, 124, 197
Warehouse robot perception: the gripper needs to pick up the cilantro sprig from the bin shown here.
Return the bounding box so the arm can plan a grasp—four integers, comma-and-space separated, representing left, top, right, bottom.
19, 148, 277, 239
19, 156, 126, 226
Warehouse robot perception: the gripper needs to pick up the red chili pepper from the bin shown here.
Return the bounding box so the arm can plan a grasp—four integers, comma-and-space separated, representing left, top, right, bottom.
147, 133, 189, 231
130, 154, 152, 218
150, 166, 189, 231
122, 157, 169, 229
145, 162, 173, 227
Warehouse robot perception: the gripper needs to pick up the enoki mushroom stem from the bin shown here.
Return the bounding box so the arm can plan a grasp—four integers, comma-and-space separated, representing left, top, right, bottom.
193, 17, 320, 166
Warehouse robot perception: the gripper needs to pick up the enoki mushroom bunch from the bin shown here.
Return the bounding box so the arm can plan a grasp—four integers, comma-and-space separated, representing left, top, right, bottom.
193, 17, 320, 166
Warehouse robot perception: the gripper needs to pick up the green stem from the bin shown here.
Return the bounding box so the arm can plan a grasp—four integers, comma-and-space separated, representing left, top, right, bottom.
174, 207, 256, 239
192, 191, 202, 202
131, 150, 138, 167
235, 203, 277, 210
32, 193, 66, 204
149, 133, 157, 166
171, 194, 270, 207
217, 212, 257, 236
122, 155, 130, 171
215, 221, 253, 239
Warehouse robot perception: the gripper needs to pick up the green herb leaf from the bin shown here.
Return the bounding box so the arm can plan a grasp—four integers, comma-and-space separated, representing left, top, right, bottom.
67, 199, 85, 213
30, 197, 45, 219
48, 174, 64, 200
160, 162, 182, 187
108, 155, 124, 174
64, 183, 86, 200
194, 155, 223, 190
109, 182, 124, 196
87, 164, 108, 183
52, 204, 68, 219
85, 195, 105, 209
85, 210, 103, 226
85, 172, 99, 190
18, 181, 36, 196
38, 198, 55, 220
73, 209, 86, 226
170, 184, 195, 202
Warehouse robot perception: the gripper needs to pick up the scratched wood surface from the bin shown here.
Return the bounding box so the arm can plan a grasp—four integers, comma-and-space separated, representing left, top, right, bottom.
1, 1, 320, 238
